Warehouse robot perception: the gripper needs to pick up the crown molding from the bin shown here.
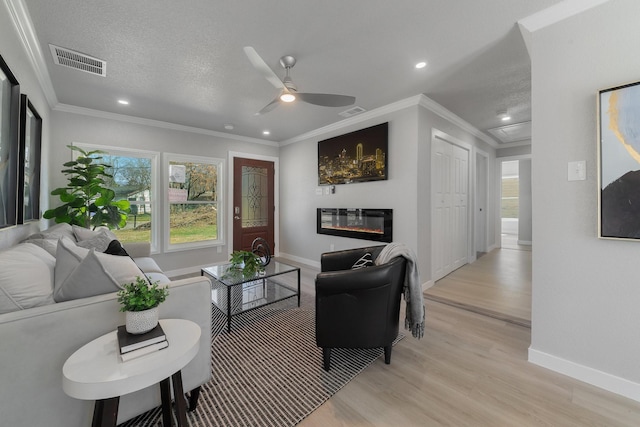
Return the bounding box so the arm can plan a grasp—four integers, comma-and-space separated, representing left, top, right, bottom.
280, 95, 424, 146
53, 103, 279, 147
4, 0, 58, 108
281, 94, 500, 148
518, 0, 611, 33
418, 95, 499, 148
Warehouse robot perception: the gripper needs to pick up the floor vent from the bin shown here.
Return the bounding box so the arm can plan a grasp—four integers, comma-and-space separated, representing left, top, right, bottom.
49, 44, 106, 77
339, 105, 366, 118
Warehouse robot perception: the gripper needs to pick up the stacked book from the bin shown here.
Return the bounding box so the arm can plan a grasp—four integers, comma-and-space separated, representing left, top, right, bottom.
117, 324, 168, 362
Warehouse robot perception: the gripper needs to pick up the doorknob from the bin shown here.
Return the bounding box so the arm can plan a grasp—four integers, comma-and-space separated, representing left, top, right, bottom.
234, 215, 240, 220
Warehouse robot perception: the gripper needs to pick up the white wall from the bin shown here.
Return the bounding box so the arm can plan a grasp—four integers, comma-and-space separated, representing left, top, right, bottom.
518, 159, 532, 244
0, 2, 51, 249
279, 98, 495, 284
50, 110, 278, 273
528, 0, 640, 400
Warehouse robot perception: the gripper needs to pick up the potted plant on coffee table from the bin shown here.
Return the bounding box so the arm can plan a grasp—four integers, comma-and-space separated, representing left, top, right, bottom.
117, 277, 169, 334
229, 250, 265, 276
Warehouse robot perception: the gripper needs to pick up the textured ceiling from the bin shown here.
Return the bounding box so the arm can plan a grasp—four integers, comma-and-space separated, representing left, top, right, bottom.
18, 0, 563, 144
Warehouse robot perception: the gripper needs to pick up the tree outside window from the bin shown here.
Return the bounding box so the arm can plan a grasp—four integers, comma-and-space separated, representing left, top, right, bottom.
167, 157, 222, 247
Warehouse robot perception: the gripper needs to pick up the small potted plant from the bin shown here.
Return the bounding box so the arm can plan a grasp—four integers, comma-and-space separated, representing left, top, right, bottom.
229, 250, 264, 276
117, 277, 169, 334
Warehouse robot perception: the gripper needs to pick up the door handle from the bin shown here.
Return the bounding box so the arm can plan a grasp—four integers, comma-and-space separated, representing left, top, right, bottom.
234, 216, 240, 220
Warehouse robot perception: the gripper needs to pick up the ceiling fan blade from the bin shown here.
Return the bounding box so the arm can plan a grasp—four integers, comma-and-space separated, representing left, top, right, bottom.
255, 97, 281, 115
297, 93, 356, 107
243, 46, 285, 90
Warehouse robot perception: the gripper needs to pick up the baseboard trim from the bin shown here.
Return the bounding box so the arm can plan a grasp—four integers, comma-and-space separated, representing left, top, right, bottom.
517, 240, 532, 246
528, 347, 640, 403
278, 252, 321, 270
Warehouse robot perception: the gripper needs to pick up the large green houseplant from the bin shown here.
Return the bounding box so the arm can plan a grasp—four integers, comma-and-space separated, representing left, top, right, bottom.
43, 145, 130, 229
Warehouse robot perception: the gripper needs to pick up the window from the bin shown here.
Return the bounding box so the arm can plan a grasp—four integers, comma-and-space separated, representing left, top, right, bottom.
164, 153, 223, 250
74, 144, 159, 249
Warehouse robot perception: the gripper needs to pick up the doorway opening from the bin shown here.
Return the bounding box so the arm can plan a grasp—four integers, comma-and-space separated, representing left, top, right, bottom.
501, 160, 520, 249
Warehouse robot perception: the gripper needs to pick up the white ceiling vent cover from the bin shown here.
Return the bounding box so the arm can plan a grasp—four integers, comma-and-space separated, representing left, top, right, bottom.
487, 121, 531, 144
49, 44, 106, 76
339, 106, 366, 118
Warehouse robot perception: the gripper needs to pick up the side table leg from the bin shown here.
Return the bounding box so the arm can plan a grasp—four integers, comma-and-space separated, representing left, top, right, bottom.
172, 371, 189, 426
160, 377, 173, 427
92, 397, 119, 427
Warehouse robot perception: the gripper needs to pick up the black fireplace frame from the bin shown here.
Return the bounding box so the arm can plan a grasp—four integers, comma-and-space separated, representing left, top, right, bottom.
317, 208, 393, 243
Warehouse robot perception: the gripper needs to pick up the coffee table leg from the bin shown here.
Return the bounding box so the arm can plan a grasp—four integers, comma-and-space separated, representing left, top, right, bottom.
92, 396, 119, 427
297, 269, 301, 307
227, 285, 232, 332
160, 377, 173, 427
172, 371, 188, 426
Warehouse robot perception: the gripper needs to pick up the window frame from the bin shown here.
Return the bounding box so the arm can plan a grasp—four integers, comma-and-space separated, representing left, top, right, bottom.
72, 143, 160, 253
163, 152, 224, 252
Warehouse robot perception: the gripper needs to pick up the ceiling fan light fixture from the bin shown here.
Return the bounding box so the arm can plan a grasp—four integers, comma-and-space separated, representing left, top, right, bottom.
280, 92, 296, 103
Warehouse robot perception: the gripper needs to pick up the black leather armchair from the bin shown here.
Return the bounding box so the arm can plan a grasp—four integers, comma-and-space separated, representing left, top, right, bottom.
315, 245, 407, 371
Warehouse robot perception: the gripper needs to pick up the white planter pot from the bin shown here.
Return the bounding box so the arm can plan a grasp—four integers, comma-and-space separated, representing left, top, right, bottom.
125, 307, 159, 334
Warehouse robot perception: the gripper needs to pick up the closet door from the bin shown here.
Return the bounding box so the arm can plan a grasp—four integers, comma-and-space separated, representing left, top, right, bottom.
432, 135, 469, 281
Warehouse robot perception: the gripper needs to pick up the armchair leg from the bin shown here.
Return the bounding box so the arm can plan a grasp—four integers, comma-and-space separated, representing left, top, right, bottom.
322, 348, 332, 371
187, 386, 202, 412
383, 345, 392, 364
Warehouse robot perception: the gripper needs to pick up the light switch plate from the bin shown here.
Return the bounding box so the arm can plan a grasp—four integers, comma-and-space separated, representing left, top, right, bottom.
568, 161, 586, 181
324, 187, 331, 195
316, 187, 323, 196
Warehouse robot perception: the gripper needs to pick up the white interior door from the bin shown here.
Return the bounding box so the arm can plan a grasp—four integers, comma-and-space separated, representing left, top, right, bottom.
432, 135, 470, 281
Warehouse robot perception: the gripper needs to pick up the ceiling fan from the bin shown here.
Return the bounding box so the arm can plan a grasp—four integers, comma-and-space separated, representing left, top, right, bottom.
244, 46, 356, 115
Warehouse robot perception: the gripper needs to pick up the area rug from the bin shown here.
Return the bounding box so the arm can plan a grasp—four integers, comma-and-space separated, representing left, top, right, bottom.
121, 294, 402, 427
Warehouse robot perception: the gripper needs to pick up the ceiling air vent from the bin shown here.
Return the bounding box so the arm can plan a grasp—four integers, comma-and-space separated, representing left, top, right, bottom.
49, 44, 106, 77
339, 106, 366, 118
487, 121, 531, 144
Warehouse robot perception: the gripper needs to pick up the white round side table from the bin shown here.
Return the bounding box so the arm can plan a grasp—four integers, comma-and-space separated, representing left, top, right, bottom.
63, 318, 201, 427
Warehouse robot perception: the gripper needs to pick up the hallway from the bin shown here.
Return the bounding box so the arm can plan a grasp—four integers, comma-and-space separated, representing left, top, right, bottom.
425, 240, 532, 328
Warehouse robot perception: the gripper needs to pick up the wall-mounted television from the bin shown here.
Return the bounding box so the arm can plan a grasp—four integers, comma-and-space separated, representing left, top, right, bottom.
318, 122, 388, 185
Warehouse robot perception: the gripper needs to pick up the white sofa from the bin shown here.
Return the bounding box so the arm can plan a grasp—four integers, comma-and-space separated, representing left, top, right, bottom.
0, 224, 212, 426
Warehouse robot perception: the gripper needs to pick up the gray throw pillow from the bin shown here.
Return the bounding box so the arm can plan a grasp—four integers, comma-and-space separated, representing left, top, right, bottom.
53, 238, 146, 302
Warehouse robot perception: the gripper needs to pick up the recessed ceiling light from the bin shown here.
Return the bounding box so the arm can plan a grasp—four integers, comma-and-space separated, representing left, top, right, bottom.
224, 124, 234, 130
117, 99, 129, 105
263, 130, 270, 135
415, 61, 427, 69
497, 110, 511, 121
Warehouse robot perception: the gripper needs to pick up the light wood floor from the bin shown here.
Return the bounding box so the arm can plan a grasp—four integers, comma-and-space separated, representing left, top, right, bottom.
281, 257, 640, 427
424, 242, 532, 328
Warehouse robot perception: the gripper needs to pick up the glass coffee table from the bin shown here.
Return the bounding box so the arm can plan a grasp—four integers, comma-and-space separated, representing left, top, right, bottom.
201, 261, 300, 332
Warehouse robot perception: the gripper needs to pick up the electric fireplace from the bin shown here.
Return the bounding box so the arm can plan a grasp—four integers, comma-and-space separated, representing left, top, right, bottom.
317, 208, 392, 243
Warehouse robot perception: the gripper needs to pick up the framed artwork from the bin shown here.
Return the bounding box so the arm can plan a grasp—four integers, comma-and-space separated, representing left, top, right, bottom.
318, 122, 388, 185
18, 94, 42, 223
0, 54, 20, 229
598, 80, 640, 239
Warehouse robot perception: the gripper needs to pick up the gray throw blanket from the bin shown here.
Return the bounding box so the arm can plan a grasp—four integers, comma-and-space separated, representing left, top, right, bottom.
375, 242, 425, 338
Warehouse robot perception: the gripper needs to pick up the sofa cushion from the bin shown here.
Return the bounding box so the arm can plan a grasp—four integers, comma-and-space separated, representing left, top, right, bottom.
53, 238, 146, 302
20, 238, 58, 257
0, 244, 55, 314
25, 222, 76, 241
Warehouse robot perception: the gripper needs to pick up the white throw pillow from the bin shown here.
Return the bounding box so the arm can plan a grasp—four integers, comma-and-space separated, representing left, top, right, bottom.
0, 244, 55, 314
53, 238, 145, 302
76, 230, 116, 252
72, 225, 117, 242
